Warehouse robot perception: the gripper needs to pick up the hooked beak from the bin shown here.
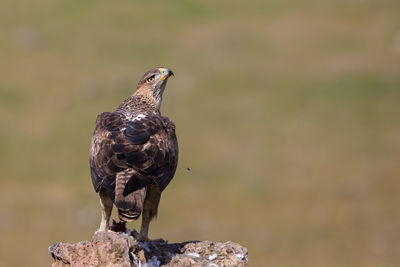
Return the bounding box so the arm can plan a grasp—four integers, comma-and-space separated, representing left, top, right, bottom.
159, 68, 174, 78
154, 68, 174, 87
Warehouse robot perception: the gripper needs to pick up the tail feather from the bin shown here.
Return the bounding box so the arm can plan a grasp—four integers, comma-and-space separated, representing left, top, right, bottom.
118, 209, 141, 221
114, 169, 146, 221
115, 187, 146, 221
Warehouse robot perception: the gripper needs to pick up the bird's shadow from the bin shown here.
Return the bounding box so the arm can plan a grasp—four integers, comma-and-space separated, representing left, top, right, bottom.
109, 221, 200, 265
133, 239, 201, 265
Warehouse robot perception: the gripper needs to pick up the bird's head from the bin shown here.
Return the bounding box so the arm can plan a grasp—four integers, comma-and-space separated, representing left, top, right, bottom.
134, 67, 174, 110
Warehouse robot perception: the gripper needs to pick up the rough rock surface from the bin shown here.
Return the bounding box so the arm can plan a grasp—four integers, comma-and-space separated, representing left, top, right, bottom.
49, 231, 248, 267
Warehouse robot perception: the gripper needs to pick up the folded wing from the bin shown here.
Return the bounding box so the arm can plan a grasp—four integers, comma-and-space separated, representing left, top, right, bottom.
90, 112, 178, 202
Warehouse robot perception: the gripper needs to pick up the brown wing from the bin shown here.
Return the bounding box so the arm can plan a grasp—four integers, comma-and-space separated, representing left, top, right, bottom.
123, 114, 178, 195
90, 112, 178, 201
90, 112, 124, 199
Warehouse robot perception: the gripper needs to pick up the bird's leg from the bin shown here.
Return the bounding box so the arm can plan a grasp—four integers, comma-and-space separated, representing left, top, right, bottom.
97, 188, 113, 232
140, 214, 150, 240
139, 184, 161, 241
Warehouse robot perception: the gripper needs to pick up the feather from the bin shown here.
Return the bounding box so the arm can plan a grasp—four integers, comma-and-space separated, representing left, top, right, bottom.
89, 67, 178, 229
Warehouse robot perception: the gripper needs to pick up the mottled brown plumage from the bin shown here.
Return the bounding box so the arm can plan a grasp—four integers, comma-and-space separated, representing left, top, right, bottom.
90, 67, 178, 240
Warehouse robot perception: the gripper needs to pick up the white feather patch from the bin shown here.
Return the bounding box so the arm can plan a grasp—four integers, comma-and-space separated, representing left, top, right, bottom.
123, 113, 146, 122
143, 143, 151, 150
133, 114, 146, 121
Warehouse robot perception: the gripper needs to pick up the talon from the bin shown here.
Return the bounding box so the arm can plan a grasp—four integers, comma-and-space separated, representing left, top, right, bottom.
131, 229, 141, 240
150, 238, 167, 244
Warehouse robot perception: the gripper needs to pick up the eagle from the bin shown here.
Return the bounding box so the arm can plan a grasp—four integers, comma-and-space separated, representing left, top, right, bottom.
89, 67, 178, 240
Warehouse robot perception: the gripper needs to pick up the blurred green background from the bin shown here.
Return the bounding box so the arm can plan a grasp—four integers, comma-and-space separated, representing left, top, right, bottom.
1, 0, 400, 266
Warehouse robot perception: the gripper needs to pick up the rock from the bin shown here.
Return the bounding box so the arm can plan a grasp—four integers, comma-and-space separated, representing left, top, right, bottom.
49, 231, 248, 267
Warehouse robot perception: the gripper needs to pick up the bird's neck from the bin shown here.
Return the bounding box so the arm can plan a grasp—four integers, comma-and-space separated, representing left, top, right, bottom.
117, 94, 161, 114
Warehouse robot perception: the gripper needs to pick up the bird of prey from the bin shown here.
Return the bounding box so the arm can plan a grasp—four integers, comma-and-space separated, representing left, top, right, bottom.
90, 67, 178, 240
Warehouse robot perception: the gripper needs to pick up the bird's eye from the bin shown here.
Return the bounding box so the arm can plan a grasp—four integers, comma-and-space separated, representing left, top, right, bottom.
147, 76, 155, 83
